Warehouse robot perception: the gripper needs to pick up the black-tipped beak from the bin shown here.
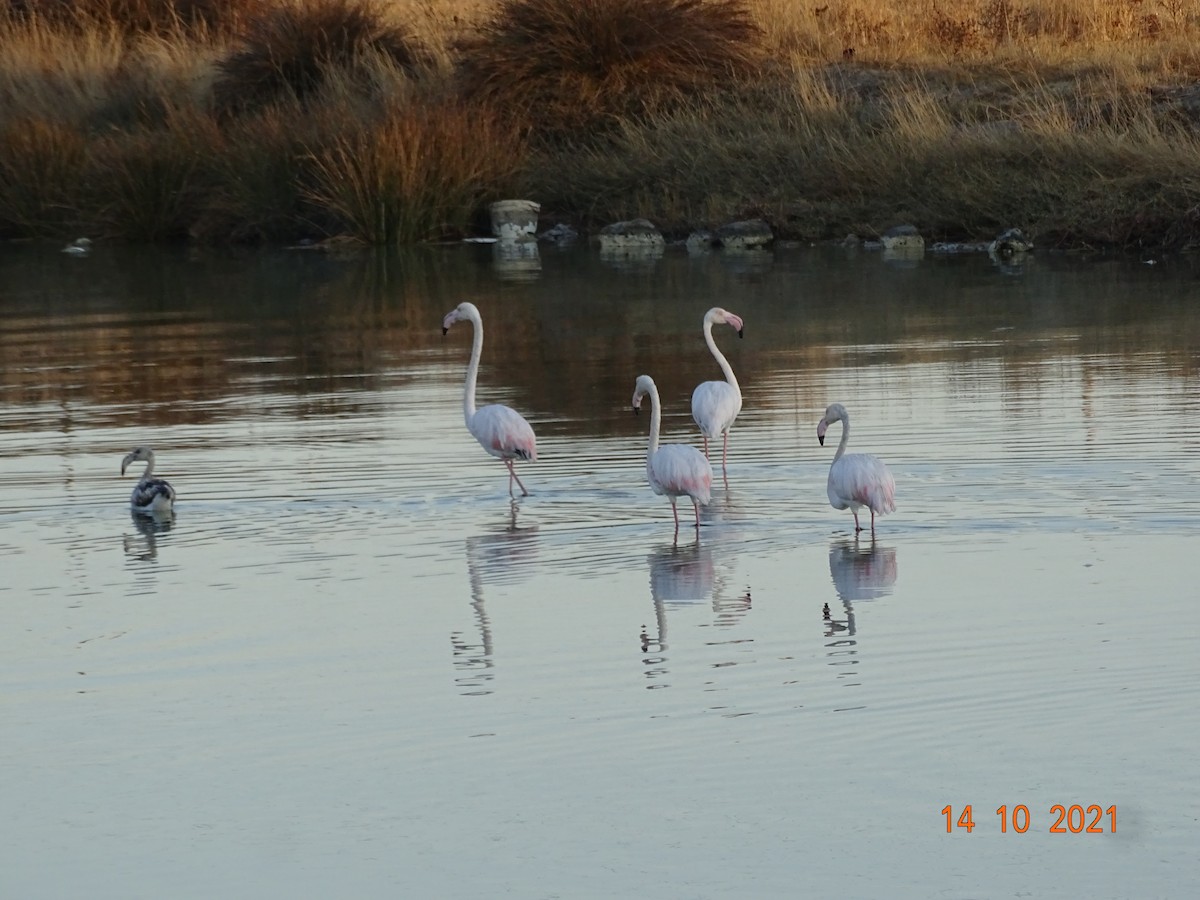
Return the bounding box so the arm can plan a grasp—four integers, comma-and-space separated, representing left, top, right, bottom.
818, 434, 825, 446
737, 328, 744, 338
633, 406, 640, 416
441, 327, 448, 336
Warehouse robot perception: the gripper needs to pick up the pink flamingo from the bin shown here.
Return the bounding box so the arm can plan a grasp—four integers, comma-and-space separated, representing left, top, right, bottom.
442, 302, 537, 497
691, 307, 744, 472
817, 403, 895, 533
634, 375, 713, 532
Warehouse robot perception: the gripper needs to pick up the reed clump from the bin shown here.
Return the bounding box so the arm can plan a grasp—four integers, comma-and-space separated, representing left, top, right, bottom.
212, 0, 425, 117
456, 0, 766, 141
4, 0, 1200, 249
309, 99, 524, 243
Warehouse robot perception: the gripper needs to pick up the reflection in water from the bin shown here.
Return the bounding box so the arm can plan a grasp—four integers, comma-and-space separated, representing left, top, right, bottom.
491, 240, 541, 282
828, 537, 898, 603
823, 537, 898, 699
640, 538, 751, 689
451, 502, 538, 696
122, 510, 174, 562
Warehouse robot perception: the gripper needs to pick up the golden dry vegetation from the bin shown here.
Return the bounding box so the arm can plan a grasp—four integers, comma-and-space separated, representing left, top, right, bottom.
2, 0, 1200, 249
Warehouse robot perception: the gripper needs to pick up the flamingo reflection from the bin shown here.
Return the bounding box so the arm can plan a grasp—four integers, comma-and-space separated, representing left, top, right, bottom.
640, 537, 751, 689
452, 501, 538, 696
122, 509, 174, 562
823, 536, 898, 691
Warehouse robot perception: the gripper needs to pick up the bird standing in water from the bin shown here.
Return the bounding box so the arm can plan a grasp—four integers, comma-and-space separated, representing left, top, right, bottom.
817, 403, 895, 533
634, 374, 713, 533
121, 447, 176, 514
691, 307, 744, 473
442, 302, 538, 497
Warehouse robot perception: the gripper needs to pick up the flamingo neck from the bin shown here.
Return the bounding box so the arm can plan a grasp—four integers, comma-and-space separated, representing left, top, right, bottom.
462, 314, 482, 424
832, 417, 849, 463
141, 454, 156, 480
645, 382, 662, 461
704, 318, 740, 395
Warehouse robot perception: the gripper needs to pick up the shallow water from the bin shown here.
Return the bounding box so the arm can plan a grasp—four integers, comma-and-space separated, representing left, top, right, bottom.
2, 241, 1199, 898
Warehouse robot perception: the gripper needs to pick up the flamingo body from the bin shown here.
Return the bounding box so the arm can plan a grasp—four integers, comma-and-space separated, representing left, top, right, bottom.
120, 446, 176, 514
691, 307, 744, 471
817, 403, 895, 533
443, 301, 537, 496
468, 403, 537, 463
634, 375, 713, 531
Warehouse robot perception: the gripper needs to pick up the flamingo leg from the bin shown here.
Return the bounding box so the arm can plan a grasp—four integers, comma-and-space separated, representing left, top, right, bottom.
852, 509, 862, 532
721, 431, 729, 471
692, 499, 701, 529
506, 460, 530, 497
701, 435, 710, 459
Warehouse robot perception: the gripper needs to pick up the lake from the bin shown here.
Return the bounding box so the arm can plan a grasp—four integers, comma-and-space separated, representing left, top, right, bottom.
1, 238, 1198, 898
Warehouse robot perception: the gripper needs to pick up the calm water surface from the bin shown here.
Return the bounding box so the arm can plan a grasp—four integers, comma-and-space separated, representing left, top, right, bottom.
2, 241, 1199, 898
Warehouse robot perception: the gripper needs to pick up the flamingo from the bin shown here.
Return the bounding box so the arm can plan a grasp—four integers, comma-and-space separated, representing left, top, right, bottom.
120, 447, 176, 514
633, 374, 713, 532
817, 403, 895, 533
442, 301, 537, 497
691, 307, 744, 472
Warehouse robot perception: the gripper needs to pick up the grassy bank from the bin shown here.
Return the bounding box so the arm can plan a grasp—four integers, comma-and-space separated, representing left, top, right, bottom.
3, 0, 1200, 250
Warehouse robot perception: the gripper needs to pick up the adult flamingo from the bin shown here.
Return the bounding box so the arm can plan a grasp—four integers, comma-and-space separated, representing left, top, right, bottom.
120, 447, 176, 514
817, 403, 895, 533
634, 374, 713, 532
691, 307, 744, 472
442, 302, 537, 497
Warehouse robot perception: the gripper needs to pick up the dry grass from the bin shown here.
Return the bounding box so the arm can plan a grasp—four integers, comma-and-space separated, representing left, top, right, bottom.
308, 98, 525, 243
212, 0, 425, 116
4, 0, 1200, 247
457, 0, 766, 141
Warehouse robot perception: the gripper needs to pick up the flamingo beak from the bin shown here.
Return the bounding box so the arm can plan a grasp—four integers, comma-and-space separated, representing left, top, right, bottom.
441, 327, 448, 336
817, 419, 828, 446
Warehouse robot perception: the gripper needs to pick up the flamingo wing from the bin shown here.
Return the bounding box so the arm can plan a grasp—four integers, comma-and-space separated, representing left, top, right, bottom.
649, 445, 713, 504
691, 380, 741, 438
132, 478, 176, 511
469, 404, 538, 461
829, 453, 895, 515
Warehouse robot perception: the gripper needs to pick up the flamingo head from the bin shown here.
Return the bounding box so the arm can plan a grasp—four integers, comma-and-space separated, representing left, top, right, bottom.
632, 374, 655, 415
707, 307, 744, 338
121, 446, 153, 476
442, 301, 480, 335
818, 403, 849, 446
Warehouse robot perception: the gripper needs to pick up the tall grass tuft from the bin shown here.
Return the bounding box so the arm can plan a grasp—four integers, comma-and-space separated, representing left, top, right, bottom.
0, 117, 87, 236
82, 112, 218, 241
212, 0, 424, 116
456, 0, 765, 142
308, 99, 524, 243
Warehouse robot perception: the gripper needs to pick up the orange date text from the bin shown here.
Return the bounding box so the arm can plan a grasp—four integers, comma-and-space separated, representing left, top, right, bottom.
941, 804, 1116, 834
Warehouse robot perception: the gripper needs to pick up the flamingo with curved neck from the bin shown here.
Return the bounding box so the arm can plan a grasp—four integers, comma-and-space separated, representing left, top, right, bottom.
634, 374, 713, 533
442, 302, 537, 497
691, 307, 744, 472
120, 446, 176, 514
817, 403, 895, 533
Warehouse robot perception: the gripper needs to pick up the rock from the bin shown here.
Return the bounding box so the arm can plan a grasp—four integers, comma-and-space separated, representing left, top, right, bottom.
537, 223, 578, 246
880, 224, 925, 253
489, 199, 540, 243
685, 230, 716, 254
714, 218, 773, 251
595, 218, 665, 254
989, 227, 1032, 258
931, 241, 990, 253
